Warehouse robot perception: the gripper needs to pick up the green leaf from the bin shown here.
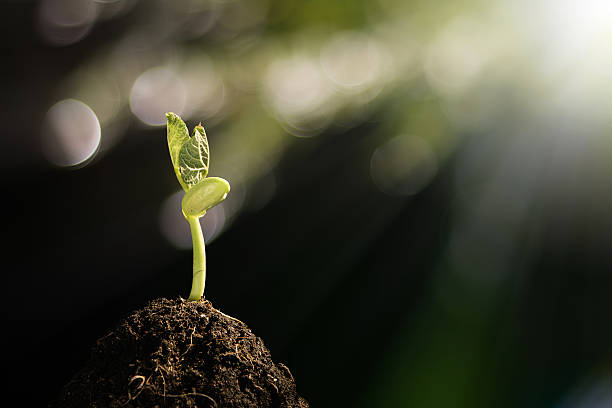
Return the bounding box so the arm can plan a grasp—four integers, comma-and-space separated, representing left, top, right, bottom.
166, 113, 210, 191
182, 177, 230, 218
166, 112, 191, 191
178, 125, 209, 189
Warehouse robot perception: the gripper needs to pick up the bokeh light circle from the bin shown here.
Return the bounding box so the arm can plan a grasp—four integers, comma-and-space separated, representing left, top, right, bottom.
42, 99, 101, 167
38, 0, 98, 46
129, 67, 187, 126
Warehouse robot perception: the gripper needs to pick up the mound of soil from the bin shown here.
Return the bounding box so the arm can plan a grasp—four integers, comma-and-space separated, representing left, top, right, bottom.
54, 298, 308, 408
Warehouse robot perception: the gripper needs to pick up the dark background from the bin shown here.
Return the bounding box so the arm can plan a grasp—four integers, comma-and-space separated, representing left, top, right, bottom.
3, 1, 612, 407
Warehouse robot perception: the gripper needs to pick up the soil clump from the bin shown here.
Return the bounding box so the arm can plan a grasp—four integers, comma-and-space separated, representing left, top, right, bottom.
54, 298, 308, 408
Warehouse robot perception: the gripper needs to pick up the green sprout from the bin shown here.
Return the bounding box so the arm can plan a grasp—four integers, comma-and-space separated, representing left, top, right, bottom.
166, 112, 230, 301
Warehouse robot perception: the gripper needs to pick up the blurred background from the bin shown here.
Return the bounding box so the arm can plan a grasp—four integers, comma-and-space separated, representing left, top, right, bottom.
3, 0, 612, 406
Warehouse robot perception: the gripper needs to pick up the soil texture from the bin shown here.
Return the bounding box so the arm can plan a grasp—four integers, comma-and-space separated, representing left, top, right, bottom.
53, 298, 308, 408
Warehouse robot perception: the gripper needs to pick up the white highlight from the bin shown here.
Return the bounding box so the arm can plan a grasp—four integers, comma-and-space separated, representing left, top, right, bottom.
424, 18, 492, 95
38, 0, 98, 46
130, 67, 187, 126
42, 99, 101, 167
320, 31, 389, 92
263, 55, 334, 136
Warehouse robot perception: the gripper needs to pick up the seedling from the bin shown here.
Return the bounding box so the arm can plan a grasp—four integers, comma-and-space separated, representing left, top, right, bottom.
166, 112, 230, 301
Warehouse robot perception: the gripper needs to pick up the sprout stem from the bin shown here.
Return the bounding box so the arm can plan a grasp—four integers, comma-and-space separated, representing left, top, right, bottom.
186, 215, 206, 301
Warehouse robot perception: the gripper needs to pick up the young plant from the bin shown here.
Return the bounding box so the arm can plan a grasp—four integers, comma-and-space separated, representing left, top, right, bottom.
166, 112, 230, 301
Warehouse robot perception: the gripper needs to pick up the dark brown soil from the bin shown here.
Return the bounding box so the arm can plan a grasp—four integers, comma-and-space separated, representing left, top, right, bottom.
53, 298, 308, 408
